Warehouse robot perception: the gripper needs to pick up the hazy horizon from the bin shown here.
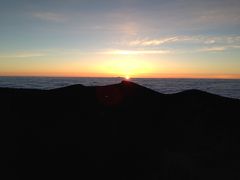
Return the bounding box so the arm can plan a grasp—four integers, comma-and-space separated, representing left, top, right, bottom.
0, 0, 240, 78
1, 75, 240, 80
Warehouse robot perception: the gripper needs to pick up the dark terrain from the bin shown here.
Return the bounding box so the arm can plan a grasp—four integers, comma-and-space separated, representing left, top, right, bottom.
2, 81, 240, 180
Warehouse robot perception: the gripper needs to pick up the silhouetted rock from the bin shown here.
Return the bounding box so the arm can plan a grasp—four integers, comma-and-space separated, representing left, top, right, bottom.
2, 81, 240, 180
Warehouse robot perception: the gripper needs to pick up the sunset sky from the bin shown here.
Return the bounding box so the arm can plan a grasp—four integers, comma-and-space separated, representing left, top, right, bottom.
0, 0, 240, 78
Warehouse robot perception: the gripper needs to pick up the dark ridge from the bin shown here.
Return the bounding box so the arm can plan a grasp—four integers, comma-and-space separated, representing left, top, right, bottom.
2, 81, 240, 180
175, 89, 223, 98
53, 83, 86, 90
51, 80, 160, 94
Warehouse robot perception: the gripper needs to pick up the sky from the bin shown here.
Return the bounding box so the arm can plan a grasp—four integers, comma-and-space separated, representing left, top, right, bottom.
0, 0, 240, 78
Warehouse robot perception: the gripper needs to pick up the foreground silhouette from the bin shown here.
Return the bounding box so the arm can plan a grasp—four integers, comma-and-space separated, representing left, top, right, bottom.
2, 81, 240, 180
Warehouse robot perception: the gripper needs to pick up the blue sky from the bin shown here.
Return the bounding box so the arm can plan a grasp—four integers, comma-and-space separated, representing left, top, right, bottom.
0, 0, 240, 78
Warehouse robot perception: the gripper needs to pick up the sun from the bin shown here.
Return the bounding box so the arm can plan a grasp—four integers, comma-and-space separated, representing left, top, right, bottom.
125, 75, 130, 80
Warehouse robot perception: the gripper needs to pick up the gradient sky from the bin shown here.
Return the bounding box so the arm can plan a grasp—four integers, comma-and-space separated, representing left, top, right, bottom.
0, 0, 240, 78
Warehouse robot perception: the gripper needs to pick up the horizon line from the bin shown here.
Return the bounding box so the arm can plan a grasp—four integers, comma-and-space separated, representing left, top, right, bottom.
0, 75, 240, 80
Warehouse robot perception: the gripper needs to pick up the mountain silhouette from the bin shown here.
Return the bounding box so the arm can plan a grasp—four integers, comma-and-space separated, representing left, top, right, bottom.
2, 81, 240, 180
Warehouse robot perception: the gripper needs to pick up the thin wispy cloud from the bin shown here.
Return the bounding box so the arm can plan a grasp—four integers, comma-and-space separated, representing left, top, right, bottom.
0, 52, 47, 58
199, 47, 227, 52
129, 37, 179, 46
113, 35, 240, 54
204, 40, 216, 44
101, 49, 172, 55
128, 35, 240, 47
199, 45, 240, 52
0, 49, 91, 59
33, 12, 67, 22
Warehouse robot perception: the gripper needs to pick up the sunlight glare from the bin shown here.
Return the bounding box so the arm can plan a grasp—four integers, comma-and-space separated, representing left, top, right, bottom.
125, 75, 130, 80
100, 58, 154, 78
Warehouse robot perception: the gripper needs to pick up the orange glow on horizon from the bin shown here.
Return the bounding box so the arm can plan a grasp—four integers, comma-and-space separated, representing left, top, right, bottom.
1, 71, 240, 79
98, 58, 155, 78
